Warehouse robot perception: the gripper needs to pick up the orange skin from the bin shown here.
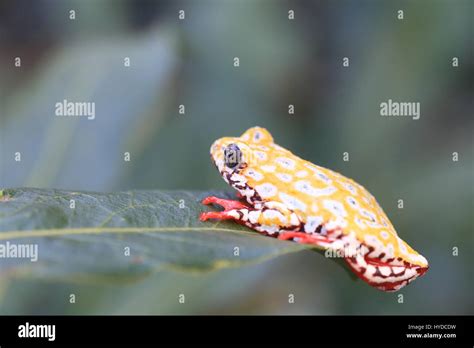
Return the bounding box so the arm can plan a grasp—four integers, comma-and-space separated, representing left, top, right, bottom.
200, 127, 428, 291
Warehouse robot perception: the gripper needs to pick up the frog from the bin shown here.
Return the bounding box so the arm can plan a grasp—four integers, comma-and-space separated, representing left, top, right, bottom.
200, 127, 429, 291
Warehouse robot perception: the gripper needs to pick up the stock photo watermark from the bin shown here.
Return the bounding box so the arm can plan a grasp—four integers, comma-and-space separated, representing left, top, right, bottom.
0, 241, 39, 262
55, 99, 96, 120
324, 246, 364, 259
380, 99, 420, 120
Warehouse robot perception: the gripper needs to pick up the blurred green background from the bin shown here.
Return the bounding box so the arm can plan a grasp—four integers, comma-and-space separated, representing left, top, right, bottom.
0, 0, 472, 314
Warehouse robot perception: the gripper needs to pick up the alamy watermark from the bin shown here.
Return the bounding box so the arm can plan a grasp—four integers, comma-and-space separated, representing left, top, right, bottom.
55, 99, 95, 120
380, 99, 420, 120
0, 241, 38, 262
324, 245, 363, 259
18, 322, 55, 341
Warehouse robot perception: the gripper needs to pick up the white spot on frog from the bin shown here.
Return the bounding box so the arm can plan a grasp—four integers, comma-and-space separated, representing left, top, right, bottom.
255, 183, 278, 199
341, 182, 358, 195
228, 211, 240, 219
325, 217, 347, 230
392, 266, 405, 274
253, 151, 267, 161
295, 170, 308, 178
248, 211, 261, 224
279, 192, 307, 212
304, 165, 332, 184
304, 216, 324, 233
346, 196, 359, 209
253, 130, 263, 142
275, 157, 296, 170
263, 209, 287, 225
354, 216, 366, 229
366, 264, 377, 276
264, 201, 289, 211
323, 199, 347, 217
260, 225, 279, 234
315, 172, 331, 184
290, 213, 300, 225
365, 220, 382, 229
245, 169, 264, 181
360, 209, 378, 223
275, 173, 293, 183
364, 234, 384, 253
303, 163, 332, 184
379, 266, 391, 276
294, 181, 337, 197
260, 165, 276, 173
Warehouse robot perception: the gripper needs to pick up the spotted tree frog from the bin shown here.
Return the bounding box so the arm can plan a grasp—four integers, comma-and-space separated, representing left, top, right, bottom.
200, 127, 428, 291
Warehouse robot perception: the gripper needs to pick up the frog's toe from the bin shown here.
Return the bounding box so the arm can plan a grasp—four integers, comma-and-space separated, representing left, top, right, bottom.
199, 210, 240, 221
201, 196, 218, 205
201, 196, 248, 211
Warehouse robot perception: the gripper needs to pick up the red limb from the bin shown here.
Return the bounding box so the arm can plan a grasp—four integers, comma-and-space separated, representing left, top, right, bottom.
201, 196, 248, 211
199, 211, 236, 221
277, 231, 333, 245
199, 196, 249, 222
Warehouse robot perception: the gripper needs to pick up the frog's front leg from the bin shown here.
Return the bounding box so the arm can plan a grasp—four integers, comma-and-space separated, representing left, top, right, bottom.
200, 196, 336, 249
199, 196, 250, 221
201, 196, 248, 211
200, 197, 302, 236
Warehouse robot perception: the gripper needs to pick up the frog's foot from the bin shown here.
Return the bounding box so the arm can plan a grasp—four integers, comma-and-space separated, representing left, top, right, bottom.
199, 211, 236, 221
199, 196, 249, 221
277, 231, 333, 245
201, 196, 248, 210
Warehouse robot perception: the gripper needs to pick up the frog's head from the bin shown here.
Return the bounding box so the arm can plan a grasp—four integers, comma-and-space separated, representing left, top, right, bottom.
210, 127, 274, 187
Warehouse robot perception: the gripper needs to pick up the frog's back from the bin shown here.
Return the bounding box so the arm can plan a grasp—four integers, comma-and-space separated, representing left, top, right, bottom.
241, 137, 425, 267
243, 141, 374, 221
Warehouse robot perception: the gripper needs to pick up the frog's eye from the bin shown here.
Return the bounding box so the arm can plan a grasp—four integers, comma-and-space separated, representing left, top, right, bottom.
224, 144, 242, 169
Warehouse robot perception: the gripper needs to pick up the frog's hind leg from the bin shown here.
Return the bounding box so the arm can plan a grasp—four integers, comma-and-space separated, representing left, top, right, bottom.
277, 231, 333, 246
201, 196, 248, 210
200, 197, 307, 238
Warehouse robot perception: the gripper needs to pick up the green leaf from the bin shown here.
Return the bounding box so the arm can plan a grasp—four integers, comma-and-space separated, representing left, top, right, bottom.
1, 188, 331, 283
1, 27, 179, 191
